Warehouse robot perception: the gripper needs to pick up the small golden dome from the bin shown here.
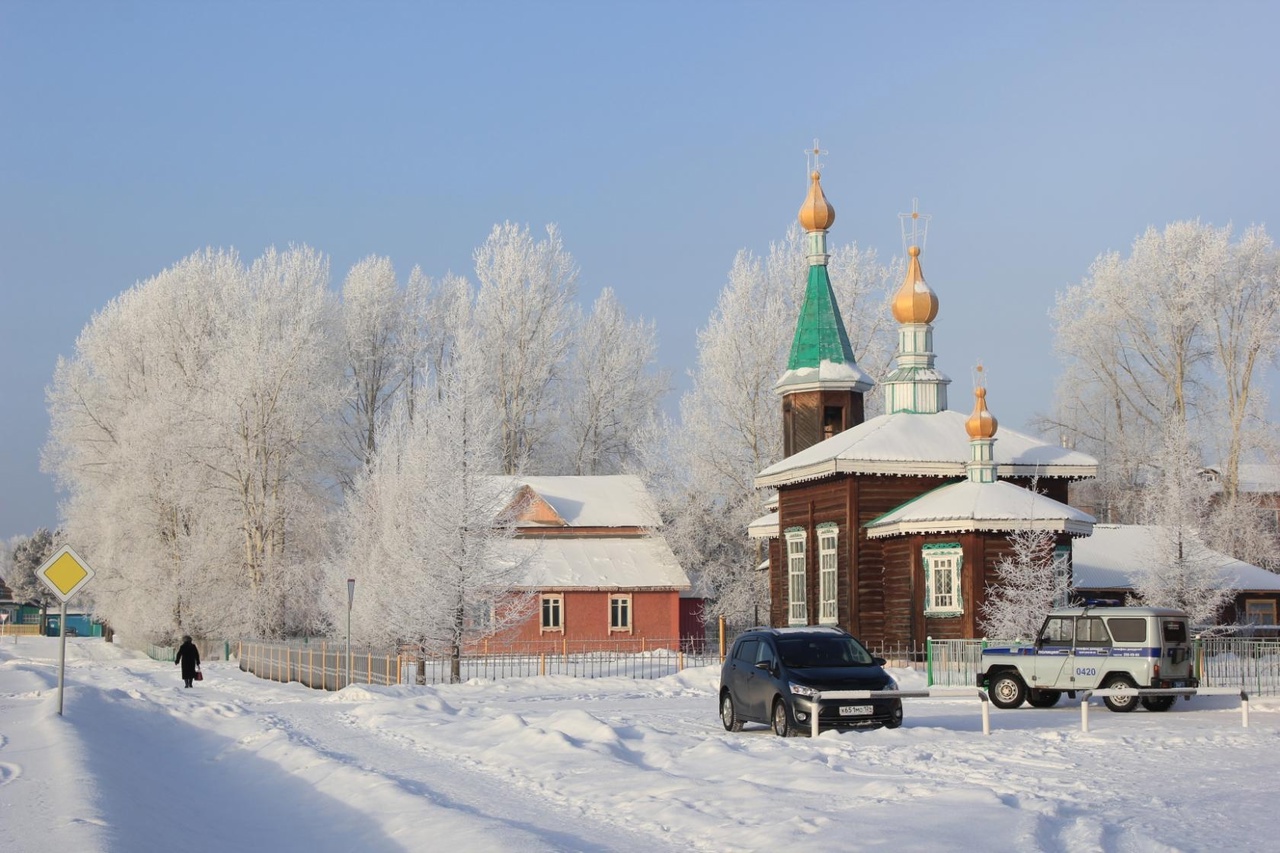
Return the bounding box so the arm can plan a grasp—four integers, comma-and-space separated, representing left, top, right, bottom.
891, 245, 939, 324
966, 386, 998, 439
798, 170, 836, 232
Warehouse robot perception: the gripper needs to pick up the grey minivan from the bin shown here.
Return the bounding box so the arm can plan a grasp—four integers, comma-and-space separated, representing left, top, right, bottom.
719, 626, 902, 736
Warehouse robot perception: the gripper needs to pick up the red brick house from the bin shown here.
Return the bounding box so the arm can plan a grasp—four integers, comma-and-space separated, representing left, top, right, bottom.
483, 475, 691, 653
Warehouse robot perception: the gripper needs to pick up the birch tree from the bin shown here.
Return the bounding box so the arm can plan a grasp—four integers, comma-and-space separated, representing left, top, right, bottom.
552, 288, 670, 475
980, 527, 1071, 640
472, 222, 578, 473
333, 329, 536, 682
1130, 419, 1233, 627
339, 255, 406, 484
1049, 221, 1280, 527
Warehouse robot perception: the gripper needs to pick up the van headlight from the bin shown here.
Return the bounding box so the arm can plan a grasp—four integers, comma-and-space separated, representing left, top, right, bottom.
883, 677, 899, 691
789, 682, 819, 697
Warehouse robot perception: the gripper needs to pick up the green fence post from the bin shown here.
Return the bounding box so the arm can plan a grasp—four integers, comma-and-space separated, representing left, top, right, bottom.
926, 636, 933, 687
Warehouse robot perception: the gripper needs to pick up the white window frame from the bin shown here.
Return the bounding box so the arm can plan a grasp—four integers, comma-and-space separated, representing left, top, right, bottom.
923, 543, 964, 617
540, 594, 563, 633
609, 594, 632, 633
817, 523, 839, 625
786, 528, 808, 626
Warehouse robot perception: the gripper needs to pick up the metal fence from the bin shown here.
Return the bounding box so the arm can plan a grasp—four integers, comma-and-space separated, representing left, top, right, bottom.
919, 637, 1280, 696
235, 638, 723, 690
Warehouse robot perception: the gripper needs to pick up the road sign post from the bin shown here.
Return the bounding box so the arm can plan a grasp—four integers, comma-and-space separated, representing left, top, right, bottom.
35, 546, 96, 716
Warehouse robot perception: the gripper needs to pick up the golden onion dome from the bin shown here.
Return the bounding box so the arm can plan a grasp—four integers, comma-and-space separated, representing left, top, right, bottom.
965, 386, 999, 439
798, 170, 836, 232
891, 245, 939, 324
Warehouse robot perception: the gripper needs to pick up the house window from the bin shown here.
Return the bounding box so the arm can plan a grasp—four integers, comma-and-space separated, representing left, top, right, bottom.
923, 543, 963, 617
609, 594, 632, 633
817, 524, 839, 625
1053, 545, 1072, 608
541, 594, 563, 633
786, 528, 807, 626
1245, 600, 1277, 626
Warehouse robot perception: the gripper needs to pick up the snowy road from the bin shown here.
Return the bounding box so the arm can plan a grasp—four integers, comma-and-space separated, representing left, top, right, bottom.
2, 637, 1278, 852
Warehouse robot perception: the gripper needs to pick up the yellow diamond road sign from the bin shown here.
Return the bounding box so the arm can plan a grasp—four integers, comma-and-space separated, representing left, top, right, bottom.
36, 546, 96, 602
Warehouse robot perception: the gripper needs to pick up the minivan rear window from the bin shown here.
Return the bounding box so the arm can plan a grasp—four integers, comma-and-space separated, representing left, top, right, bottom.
1162, 620, 1188, 644
1106, 618, 1147, 643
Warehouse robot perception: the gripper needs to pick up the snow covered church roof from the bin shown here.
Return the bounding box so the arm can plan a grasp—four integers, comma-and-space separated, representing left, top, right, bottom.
864, 479, 1095, 538
755, 410, 1097, 488
1072, 525, 1280, 592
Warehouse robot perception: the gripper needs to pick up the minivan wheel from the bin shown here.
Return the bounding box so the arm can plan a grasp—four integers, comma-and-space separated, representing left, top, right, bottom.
771, 698, 795, 737
988, 672, 1027, 709
721, 692, 743, 731
1102, 675, 1139, 712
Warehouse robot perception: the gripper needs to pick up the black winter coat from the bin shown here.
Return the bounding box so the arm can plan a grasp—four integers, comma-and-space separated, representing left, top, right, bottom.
175, 641, 201, 679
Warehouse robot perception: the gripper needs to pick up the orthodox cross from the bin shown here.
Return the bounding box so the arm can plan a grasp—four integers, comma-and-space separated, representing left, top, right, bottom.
805, 138, 828, 175
899, 197, 932, 253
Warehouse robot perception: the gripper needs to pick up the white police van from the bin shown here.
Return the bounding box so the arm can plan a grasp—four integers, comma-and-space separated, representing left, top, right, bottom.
978, 606, 1198, 712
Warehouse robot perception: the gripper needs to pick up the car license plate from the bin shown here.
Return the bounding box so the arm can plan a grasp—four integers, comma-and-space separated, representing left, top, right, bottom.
839, 705, 873, 716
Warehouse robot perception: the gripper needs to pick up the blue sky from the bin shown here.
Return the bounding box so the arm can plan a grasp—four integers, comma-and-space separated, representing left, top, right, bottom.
2, 1, 1277, 539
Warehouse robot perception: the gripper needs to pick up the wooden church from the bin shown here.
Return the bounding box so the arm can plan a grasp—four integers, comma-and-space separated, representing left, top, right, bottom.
752, 167, 1098, 647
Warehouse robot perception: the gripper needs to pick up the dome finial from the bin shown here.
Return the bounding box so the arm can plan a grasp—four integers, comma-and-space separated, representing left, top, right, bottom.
798, 164, 835, 233
966, 366, 998, 439
891, 202, 939, 324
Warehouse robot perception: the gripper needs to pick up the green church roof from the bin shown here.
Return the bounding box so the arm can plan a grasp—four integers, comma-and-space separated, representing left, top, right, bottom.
786, 263, 857, 370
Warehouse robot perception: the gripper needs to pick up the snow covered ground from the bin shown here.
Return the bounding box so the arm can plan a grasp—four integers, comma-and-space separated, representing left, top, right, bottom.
2, 636, 1276, 853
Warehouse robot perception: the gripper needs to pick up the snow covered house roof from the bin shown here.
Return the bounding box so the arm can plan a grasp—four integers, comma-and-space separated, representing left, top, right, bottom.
748, 510, 779, 540
864, 479, 1095, 538
1202, 464, 1280, 494
512, 537, 690, 590
1072, 524, 1280, 592
504, 475, 661, 529
755, 409, 1097, 488
498, 475, 690, 591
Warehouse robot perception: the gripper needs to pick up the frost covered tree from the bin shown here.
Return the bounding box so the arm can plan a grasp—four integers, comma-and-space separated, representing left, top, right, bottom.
1130, 419, 1234, 627
980, 527, 1071, 640
339, 255, 407, 484
1049, 221, 1280, 527
332, 323, 536, 683
401, 268, 471, 419
472, 222, 578, 473
656, 226, 897, 622
45, 246, 344, 642
550, 288, 669, 475
3, 529, 63, 622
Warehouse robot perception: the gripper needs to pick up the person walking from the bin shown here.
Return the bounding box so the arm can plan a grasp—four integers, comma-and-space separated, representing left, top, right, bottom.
175, 635, 201, 688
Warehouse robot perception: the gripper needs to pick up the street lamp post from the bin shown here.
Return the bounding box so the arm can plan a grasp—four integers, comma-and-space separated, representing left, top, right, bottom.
346, 578, 356, 687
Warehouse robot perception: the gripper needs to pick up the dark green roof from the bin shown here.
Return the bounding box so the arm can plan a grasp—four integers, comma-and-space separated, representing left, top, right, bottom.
786, 264, 856, 370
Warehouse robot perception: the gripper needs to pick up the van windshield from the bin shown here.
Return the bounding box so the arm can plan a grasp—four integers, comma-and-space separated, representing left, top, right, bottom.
777, 636, 875, 668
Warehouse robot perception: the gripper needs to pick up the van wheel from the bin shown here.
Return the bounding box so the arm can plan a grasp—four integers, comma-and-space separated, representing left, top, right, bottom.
1102, 675, 1139, 712
720, 692, 743, 731
771, 698, 796, 737
1027, 689, 1062, 708
1141, 695, 1175, 712
989, 672, 1027, 709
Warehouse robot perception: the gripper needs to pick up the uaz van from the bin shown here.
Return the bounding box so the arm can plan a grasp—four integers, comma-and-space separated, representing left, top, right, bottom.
978, 606, 1197, 712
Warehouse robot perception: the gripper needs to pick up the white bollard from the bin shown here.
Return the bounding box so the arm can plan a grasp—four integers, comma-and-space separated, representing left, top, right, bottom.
1081, 693, 1091, 733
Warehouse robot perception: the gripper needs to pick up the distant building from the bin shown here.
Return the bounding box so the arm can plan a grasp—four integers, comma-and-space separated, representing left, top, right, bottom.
1073, 524, 1280, 629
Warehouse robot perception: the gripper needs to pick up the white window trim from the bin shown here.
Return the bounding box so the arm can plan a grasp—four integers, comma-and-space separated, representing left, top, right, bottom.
923, 543, 964, 617
609, 593, 632, 634
817, 523, 839, 625
786, 528, 808, 626
540, 594, 564, 633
